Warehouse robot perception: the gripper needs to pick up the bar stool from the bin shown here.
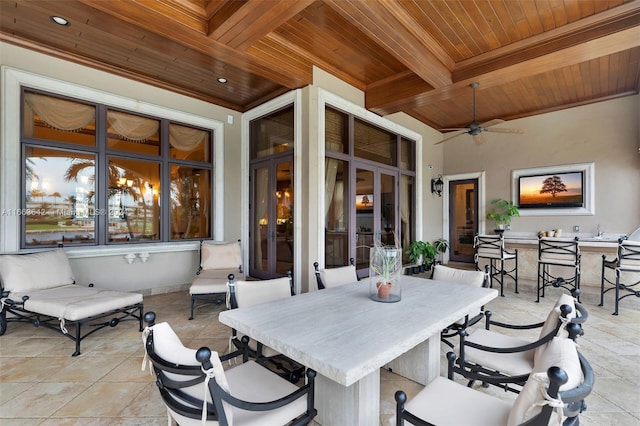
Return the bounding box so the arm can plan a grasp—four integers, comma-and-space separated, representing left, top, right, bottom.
537, 236, 580, 302
474, 234, 518, 297
600, 237, 640, 315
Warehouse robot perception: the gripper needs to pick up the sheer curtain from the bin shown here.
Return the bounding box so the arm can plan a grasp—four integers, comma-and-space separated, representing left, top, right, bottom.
324, 142, 343, 227
25, 93, 94, 134
254, 168, 269, 267
400, 175, 411, 250
107, 111, 159, 142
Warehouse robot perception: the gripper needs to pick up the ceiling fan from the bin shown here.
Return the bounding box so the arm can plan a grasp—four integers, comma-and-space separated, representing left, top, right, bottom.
435, 82, 525, 145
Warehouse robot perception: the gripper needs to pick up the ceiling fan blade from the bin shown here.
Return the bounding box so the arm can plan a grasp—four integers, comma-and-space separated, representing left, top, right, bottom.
485, 127, 526, 134
438, 127, 468, 132
479, 119, 505, 128
472, 133, 486, 145
435, 130, 468, 145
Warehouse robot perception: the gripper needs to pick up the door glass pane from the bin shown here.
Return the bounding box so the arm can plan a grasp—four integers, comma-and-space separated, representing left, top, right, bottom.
276, 161, 293, 275
325, 107, 349, 154
450, 181, 477, 262
355, 168, 374, 270
23, 92, 96, 147
252, 166, 270, 274
354, 118, 397, 166
107, 158, 160, 242
170, 166, 211, 240
24, 147, 96, 247
380, 173, 396, 246
325, 159, 349, 267
250, 106, 294, 159
107, 110, 160, 156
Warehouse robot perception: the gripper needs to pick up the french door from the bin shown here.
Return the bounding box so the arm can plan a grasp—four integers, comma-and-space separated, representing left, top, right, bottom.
353, 164, 398, 276
249, 155, 294, 279
448, 179, 478, 263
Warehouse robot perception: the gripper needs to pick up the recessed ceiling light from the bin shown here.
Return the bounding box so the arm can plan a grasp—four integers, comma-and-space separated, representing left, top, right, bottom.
50, 16, 70, 26
217, 77, 227, 84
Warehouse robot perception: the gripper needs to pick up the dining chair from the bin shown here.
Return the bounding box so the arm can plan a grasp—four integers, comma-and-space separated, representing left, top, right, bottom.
142, 311, 317, 426
451, 292, 588, 393
600, 237, 640, 315
474, 234, 518, 297
227, 272, 305, 383
431, 264, 490, 348
537, 236, 581, 302
313, 257, 358, 289
189, 240, 244, 320
396, 336, 594, 426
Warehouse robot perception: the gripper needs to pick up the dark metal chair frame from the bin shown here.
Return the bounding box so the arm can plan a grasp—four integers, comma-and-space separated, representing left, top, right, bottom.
189, 239, 243, 320
600, 236, 640, 315
396, 351, 594, 426
436, 264, 491, 349
474, 234, 519, 297
0, 281, 143, 357
450, 296, 588, 394
313, 257, 357, 289
143, 312, 317, 426
227, 272, 305, 384
537, 236, 581, 302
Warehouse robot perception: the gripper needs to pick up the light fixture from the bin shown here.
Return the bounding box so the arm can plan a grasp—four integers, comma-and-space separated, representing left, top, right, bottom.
431, 174, 444, 197
50, 16, 70, 26
217, 77, 227, 84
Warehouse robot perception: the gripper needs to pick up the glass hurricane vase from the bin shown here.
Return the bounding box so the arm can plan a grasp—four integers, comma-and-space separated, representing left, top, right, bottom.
369, 247, 402, 302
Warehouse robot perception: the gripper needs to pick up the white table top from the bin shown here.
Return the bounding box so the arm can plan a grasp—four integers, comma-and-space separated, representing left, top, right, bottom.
219, 275, 498, 387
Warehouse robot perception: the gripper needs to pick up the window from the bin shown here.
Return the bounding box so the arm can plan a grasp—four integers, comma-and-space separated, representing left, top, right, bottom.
21, 89, 213, 247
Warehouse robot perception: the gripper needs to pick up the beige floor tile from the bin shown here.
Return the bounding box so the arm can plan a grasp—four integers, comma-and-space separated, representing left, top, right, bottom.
0, 382, 91, 418
53, 382, 148, 418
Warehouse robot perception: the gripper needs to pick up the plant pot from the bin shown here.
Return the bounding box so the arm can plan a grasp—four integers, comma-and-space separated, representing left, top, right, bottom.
376, 282, 392, 298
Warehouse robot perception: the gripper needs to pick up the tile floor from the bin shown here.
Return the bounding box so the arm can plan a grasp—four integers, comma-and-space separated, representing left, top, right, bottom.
0, 277, 638, 425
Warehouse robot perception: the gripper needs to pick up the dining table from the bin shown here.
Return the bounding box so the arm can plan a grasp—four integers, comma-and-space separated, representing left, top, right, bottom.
218, 274, 498, 426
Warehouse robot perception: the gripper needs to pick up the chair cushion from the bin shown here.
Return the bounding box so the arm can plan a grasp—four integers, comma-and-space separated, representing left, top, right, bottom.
432, 265, 485, 287
234, 278, 291, 308
405, 376, 511, 426
0, 249, 75, 293
319, 265, 358, 288
15, 284, 142, 321
534, 293, 577, 364
200, 241, 242, 271
508, 337, 582, 426
190, 268, 241, 295
463, 328, 535, 376
150, 322, 233, 424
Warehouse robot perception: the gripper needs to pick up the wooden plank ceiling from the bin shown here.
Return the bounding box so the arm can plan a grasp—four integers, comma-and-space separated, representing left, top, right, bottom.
1, 0, 639, 131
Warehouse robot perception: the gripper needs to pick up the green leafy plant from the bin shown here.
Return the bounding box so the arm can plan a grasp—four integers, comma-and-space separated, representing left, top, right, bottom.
405, 240, 436, 266
433, 238, 449, 262
486, 198, 520, 229
371, 234, 403, 283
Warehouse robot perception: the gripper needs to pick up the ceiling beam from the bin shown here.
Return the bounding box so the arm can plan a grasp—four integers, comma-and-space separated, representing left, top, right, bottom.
209, 0, 315, 50
368, 7, 640, 115
77, 0, 311, 89
323, 0, 453, 89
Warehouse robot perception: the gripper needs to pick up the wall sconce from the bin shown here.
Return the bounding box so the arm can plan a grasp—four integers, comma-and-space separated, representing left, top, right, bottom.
431, 174, 444, 197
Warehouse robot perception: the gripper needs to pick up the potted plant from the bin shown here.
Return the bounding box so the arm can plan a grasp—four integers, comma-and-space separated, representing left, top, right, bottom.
405, 240, 436, 267
486, 198, 520, 234
433, 238, 449, 263
369, 236, 403, 302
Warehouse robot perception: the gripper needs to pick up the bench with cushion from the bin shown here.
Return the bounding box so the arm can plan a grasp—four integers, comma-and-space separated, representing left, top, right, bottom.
0, 248, 143, 356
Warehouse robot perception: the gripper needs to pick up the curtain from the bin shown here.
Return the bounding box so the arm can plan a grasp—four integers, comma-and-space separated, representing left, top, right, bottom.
324, 142, 343, 227
107, 111, 159, 142
170, 124, 207, 151
400, 175, 411, 250
25, 93, 95, 133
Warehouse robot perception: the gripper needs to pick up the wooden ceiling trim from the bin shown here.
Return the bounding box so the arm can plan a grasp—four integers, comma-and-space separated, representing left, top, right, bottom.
324, 0, 453, 89
207, 1, 246, 35
368, 27, 640, 115
210, 0, 314, 50
78, 0, 309, 89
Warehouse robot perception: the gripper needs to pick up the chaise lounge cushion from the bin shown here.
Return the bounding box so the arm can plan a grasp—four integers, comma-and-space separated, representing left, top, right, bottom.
12, 284, 143, 322
0, 248, 74, 292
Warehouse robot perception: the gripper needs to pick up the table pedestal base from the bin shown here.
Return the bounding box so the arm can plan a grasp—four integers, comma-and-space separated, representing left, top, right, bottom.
386, 335, 440, 385
315, 369, 380, 426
